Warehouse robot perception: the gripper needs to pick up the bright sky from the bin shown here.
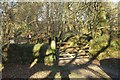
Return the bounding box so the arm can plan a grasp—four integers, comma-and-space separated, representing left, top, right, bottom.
111, 0, 119, 2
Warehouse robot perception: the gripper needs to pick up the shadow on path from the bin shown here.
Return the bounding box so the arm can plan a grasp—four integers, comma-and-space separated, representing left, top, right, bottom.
2, 26, 113, 79
100, 58, 120, 80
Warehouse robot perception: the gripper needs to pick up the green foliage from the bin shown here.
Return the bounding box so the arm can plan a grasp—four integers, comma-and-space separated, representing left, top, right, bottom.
21, 21, 29, 32
89, 34, 109, 55
33, 42, 55, 65
110, 40, 120, 51
99, 10, 107, 22
89, 33, 120, 60
67, 35, 80, 46
61, 32, 75, 42
46, 49, 52, 55
50, 40, 56, 50
98, 39, 120, 60
2, 43, 56, 65
33, 43, 43, 57
44, 54, 54, 65
2, 44, 10, 62
2, 52, 8, 62
1, 2, 118, 63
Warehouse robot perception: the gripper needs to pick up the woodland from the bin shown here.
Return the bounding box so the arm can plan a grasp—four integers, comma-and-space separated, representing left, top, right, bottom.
0, 1, 120, 79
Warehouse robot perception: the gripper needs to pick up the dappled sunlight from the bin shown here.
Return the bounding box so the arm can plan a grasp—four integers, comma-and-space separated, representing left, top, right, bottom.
1, 1, 119, 79
0, 63, 4, 72
33, 43, 43, 57
86, 65, 110, 78
29, 71, 51, 78
68, 65, 110, 78
29, 58, 38, 69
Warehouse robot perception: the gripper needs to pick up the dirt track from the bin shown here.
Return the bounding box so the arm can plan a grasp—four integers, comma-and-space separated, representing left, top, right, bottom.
2, 58, 119, 79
